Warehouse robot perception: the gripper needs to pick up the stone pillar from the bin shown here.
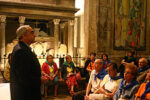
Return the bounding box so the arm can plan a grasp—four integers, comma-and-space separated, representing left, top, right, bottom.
60, 23, 65, 44
68, 20, 74, 57
19, 16, 25, 26
0, 15, 6, 68
53, 19, 60, 56
84, 0, 90, 57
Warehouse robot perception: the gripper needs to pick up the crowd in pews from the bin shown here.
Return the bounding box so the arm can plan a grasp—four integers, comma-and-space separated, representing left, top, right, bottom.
5, 50, 150, 100
72, 51, 150, 100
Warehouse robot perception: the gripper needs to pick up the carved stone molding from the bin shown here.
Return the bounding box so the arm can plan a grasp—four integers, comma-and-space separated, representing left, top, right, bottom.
69, 20, 74, 26
53, 19, 60, 25
19, 16, 26, 24
60, 23, 65, 29
0, 15, 6, 23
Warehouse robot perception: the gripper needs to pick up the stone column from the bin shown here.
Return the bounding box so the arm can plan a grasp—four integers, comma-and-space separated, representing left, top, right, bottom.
19, 16, 25, 26
60, 23, 65, 44
0, 15, 6, 68
53, 19, 60, 56
68, 20, 74, 57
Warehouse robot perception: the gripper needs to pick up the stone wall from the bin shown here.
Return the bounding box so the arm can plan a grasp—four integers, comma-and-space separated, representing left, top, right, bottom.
0, 0, 75, 8
85, 0, 150, 64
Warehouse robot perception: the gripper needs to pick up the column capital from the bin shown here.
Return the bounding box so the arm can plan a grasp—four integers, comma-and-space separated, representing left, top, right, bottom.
69, 20, 74, 26
19, 16, 26, 24
60, 23, 65, 29
53, 19, 60, 25
0, 15, 6, 23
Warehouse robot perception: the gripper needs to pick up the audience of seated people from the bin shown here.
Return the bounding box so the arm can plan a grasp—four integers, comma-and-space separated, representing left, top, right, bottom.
10, 51, 150, 99
137, 58, 150, 84
41, 55, 59, 97
60, 55, 78, 96
101, 53, 111, 69
72, 59, 107, 100
88, 63, 122, 100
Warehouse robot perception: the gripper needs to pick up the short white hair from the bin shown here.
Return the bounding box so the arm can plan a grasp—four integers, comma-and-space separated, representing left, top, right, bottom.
95, 59, 104, 64
139, 58, 148, 64
16, 25, 30, 40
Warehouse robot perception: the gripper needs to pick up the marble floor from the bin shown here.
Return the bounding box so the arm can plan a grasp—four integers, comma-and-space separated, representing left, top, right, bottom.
42, 95, 72, 100
0, 72, 72, 100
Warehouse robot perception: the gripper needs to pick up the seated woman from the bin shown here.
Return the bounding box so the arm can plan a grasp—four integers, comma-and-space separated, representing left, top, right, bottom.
88, 63, 122, 100
4, 53, 12, 82
41, 55, 59, 97
135, 70, 150, 100
113, 64, 139, 100
119, 51, 136, 78
86, 53, 96, 75
84, 52, 96, 85
101, 53, 111, 69
60, 55, 78, 96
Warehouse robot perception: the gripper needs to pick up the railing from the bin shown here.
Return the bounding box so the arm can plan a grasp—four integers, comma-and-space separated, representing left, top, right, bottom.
0, 55, 86, 69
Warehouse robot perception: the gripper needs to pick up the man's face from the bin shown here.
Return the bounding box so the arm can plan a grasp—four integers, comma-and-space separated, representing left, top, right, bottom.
107, 65, 116, 77
138, 59, 147, 68
23, 27, 35, 45
94, 60, 103, 71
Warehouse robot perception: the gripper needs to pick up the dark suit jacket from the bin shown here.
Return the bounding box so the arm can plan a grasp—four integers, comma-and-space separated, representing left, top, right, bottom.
10, 41, 41, 100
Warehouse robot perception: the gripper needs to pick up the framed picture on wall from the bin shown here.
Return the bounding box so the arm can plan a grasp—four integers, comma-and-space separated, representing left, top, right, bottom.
114, 0, 147, 50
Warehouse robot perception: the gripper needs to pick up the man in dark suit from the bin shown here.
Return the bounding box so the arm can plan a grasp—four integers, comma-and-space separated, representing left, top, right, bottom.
10, 25, 41, 100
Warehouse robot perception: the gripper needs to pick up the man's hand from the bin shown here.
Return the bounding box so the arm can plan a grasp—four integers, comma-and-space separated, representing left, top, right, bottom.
105, 92, 113, 98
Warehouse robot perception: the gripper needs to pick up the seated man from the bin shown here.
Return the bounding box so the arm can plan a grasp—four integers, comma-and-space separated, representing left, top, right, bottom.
135, 70, 150, 100
137, 58, 150, 84
72, 59, 107, 100
88, 63, 122, 100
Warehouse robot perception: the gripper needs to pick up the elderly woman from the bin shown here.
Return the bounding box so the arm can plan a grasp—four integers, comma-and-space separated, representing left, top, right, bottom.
101, 54, 111, 69
88, 63, 122, 100
41, 55, 59, 97
135, 70, 150, 100
60, 55, 78, 96
113, 64, 139, 100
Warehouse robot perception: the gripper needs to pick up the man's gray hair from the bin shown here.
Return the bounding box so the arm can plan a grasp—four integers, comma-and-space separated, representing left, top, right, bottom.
16, 25, 30, 40
139, 58, 148, 64
95, 59, 104, 64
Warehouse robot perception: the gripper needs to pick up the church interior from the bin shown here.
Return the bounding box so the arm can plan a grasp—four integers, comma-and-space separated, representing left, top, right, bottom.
1, 0, 150, 100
